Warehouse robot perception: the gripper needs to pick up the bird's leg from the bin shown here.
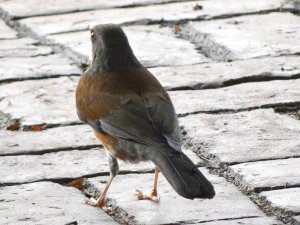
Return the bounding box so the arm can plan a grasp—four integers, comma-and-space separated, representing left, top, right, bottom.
135, 167, 160, 203
85, 176, 114, 212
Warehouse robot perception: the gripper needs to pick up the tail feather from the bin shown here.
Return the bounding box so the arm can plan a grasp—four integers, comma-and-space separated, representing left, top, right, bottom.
151, 151, 215, 199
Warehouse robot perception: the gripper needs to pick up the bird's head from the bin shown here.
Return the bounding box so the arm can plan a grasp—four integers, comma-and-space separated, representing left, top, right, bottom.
89, 24, 141, 73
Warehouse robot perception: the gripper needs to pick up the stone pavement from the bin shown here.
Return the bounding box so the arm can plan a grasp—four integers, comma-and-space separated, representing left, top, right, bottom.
0, 0, 299, 224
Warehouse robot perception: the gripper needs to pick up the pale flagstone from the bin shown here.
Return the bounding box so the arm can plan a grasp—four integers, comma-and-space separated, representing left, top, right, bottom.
0, 38, 53, 58
0, 148, 152, 184
186, 12, 300, 60
86, 171, 274, 225
170, 79, 300, 116
260, 188, 300, 213
0, 125, 99, 155
0, 146, 201, 184
0, 0, 191, 19
0, 54, 81, 82
0, 76, 79, 125
0, 20, 18, 39
1, 77, 299, 125
180, 109, 300, 164
19, 0, 286, 36
230, 158, 300, 191
149, 55, 300, 90
48, 25, 209, 67
184, 217, 283, 225
0, 182, 118, 225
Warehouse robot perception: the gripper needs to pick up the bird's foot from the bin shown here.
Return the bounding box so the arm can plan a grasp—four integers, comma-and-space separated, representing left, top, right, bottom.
84, 197, 112, 213
134, 190, 160, 203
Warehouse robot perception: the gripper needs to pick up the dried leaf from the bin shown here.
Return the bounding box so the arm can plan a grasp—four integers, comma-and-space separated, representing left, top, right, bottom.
69, 178, 84, 190
6, 119, 21, 131
174, 25, 181, 34
29, 124, 45, 131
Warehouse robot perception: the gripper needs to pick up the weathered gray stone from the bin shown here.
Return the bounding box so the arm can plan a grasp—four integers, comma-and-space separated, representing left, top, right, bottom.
0, 182, 118, 225
0, 20, 17, 39
0, 76, 78, 125
0, 148, 152, 184
184, 217, 283, 225
0, 125, 98, 155
0, 0, 190, 19
48, 25, 209, 67
149, 55, 300, 90
1, 77, 299, 125
20, 0, 286, 36
260, 188, 300, 213
186, 13, 300, 60
0, 146, 200, 184
86, 171, 270, 225
180, 109, 300, 164
0, 38, 52, 58
0, 54, 81, 82
230, 158, 300, 191
170, 79, 300, 116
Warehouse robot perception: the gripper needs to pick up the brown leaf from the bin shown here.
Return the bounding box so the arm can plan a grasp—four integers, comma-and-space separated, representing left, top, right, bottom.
174, 25, 181, 34
29, 124, 45, 132
6, 119, 21, 131
69, 178, 85, 190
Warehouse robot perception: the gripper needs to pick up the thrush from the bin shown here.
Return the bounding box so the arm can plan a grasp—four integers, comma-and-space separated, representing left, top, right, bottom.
76, 24, 215, 210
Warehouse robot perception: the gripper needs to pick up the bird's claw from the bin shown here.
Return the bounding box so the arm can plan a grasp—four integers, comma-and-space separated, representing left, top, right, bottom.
134, 190, 160, 203
84, 197, 112, 212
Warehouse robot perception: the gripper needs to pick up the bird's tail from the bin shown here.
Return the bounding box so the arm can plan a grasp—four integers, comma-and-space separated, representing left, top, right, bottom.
151, 150, 215, 199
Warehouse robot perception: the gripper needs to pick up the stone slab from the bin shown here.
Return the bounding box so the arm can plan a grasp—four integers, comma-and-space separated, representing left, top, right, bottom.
184, 217, 283, 225
0, 0, 190, 19
0, 125, 99, 155
1, 77, 299, 125
86, 170, 269, 225
0, 145, 201, 184
149, 55, 300, 90
0, 148, 153, 184
0, 54, 81, 82
170, 79, 300, 116
0, 38, 53, 58
187, 12, 300, 60
0, 181, 118, 225
0, 76, 78, 125
180, 109, 300, 164
0, 19, 17, 39
230, 158, 300, 191
48, 25, 209, 67
260, 188, 300, 213
20, 0, 286, 35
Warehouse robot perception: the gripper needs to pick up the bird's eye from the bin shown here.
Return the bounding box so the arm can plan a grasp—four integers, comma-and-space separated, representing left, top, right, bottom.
91, 30, 96, 41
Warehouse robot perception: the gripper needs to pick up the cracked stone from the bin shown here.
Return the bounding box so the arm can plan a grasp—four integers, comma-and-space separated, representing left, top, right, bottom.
19, 0, 286, 36
184, 217, 283, 225
1, 77, 299, 125
170, 79, 300, 115
149, 55, 300, 90
0, 54, 81, 82
186, 12, 300, 60
0, 148, 152, 184
0, 145, 200, 185
0, 125, 98, 155
230, 158, 300, 191
85, 171, 281, 225
0, 0, 190, 19
0, 38, 53, 58
180, 109, 300, 164
0, 19, 18, 39
0, 76, 78, 125
260, 187, 300, 213
0, 181, 118, 225
48, 25, 209, 67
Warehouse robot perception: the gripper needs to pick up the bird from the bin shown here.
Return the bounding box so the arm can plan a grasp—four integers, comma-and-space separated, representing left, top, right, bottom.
76, 24, 215, 211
